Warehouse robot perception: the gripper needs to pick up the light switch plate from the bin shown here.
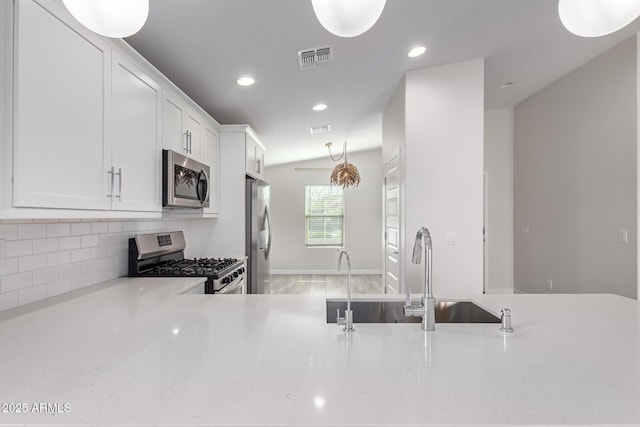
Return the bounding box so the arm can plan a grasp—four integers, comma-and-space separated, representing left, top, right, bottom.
0, 239, 6, 266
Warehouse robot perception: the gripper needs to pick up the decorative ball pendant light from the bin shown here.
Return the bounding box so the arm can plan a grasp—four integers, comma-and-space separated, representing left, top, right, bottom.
558, 0, 640, 37
326, 142, 361, 188
62, 0, 150, 38
311, 0, 386, 38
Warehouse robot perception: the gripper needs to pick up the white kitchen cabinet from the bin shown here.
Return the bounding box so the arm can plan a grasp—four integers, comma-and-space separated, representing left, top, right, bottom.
162, 92, 203, 160
1, 0, 219, 218
13, 0, 111, 210
202, 122, 219, 215
245, 130, 266, 180
111, 52, 162, 212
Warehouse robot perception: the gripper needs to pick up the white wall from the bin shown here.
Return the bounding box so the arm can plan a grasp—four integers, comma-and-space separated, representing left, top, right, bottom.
266, 149, 383, 274
484, 108, 514, 293
0, 218, 215, 313
402, 59, 485, 297
514, 36, 637, 299
0, 1, 11, 209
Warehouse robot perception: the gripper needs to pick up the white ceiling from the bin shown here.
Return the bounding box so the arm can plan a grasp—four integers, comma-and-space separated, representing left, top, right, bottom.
126, 1, 640, 166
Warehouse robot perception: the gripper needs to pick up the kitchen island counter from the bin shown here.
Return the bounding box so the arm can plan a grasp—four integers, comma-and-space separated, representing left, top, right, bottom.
0, 277, 638, 426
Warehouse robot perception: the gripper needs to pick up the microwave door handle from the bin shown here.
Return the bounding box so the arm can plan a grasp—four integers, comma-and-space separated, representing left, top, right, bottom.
202, 169, 210, 204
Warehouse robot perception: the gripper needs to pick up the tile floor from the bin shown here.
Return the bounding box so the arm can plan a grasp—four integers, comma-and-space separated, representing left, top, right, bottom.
266, 274, 384, 294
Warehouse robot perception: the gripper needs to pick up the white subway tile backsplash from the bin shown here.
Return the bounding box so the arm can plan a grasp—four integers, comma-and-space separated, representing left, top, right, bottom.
0, 258, 18, 276
18, 224, 46, 239
6, 240, 33, 258
0, 291, 18, 311
0, 224, 18, 240
33, 267, 60, 285
91, 222, 109, 234
18, 254, 47, 273
71, 273, 92, 290
91, 246, 108, 259
1, 272, 33, 293
1, 218, 198, 313
81, 259, 101, 274
33, 238, 60, 254
47, 223, 71, 238
59, 263, 83, 279
19, 284, 48, 305
92, 269, 111, 285
71, 248, 91, 263
81, 235, 100, 248
47, 279, 71, 297
47, 251, 71, 267
59, 236, 81, 250
108, 222, 124, 233
71, 222, 91, 236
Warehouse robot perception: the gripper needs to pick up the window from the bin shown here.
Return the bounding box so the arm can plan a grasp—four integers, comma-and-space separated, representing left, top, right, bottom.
305, 185, 344, 247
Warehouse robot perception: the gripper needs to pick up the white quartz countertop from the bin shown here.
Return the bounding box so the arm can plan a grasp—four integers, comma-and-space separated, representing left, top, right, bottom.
0, 277, 639, 426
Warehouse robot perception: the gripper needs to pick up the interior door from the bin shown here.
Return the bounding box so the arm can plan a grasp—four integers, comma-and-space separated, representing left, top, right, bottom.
384, 151, 401, 294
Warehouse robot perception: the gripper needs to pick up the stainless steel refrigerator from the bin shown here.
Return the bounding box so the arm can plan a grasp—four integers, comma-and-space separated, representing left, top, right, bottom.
245, 177, 271, 294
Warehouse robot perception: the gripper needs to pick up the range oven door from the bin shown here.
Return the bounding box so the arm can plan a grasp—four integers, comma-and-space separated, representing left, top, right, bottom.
163, 149, 210, 208
217, 276, 245, 294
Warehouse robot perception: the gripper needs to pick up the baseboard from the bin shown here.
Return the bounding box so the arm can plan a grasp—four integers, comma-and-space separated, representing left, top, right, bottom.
271, 269, 383, 275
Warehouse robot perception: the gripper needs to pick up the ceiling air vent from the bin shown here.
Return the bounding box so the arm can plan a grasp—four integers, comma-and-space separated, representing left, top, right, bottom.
310, 124, 331, 135
298, 45, 334, 70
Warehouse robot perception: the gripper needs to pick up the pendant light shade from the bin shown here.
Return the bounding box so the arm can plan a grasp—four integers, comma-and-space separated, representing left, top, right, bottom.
62, 0, 149, 38
558, 0, 640, 38
311, 0, 386, 38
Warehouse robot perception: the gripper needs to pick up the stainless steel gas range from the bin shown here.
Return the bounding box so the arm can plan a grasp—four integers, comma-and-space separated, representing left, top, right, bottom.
128, 231, 245, 294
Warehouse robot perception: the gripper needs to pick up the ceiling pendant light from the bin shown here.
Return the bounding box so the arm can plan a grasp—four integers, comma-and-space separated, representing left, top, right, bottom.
62, 0, 149, 38
326, 141, 361, 188
558, 0, 640, 37
311, 0, 386, 38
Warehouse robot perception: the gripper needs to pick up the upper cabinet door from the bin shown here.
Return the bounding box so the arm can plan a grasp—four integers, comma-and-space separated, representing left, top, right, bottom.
111, 52, 162, 212
162, 94, 186, 155
13, 0, 111, 210
185, 110, 202, 160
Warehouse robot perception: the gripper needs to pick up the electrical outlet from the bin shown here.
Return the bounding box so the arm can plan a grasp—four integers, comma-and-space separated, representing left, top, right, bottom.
0, 239, 5, 266
619, 230, 628, 244
445, 232, 457, 246
547, 279, 553, 290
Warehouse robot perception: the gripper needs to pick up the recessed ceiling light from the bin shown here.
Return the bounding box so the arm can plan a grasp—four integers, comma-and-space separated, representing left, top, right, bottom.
236, 76, 255, 87
313, 103, 328, 111
407, 46, 426, 58
498, 81, 514, 89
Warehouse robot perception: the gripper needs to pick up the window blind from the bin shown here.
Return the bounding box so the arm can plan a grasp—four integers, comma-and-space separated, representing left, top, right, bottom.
305, 185, 344, 246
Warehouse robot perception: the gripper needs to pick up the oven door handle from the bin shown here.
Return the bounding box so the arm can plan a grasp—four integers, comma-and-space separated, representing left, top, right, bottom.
218, 276, 244, 294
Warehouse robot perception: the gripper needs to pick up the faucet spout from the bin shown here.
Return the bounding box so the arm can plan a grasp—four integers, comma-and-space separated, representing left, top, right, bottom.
405, 226, 435, 331
336, 250, 354, 332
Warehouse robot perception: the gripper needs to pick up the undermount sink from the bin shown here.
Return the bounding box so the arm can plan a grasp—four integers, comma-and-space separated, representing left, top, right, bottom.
326, 300, 501, 324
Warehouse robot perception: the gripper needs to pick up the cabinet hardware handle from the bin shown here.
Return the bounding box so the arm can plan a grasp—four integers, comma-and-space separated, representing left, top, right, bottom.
189, 131, 192, 154
115, 168, 123, 200
184, 131, 189, 153
107, 166, 115, 202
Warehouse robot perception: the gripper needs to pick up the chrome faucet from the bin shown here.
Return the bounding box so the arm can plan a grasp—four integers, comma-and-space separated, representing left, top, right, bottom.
404, 226, 435, 331
336, 250, 355, 332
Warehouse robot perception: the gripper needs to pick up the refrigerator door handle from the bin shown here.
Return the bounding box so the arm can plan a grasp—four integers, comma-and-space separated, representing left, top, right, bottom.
264, 205, 272, 261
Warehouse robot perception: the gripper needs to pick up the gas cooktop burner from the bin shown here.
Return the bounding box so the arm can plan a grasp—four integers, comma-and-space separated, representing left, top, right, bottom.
141, 258, 242, 277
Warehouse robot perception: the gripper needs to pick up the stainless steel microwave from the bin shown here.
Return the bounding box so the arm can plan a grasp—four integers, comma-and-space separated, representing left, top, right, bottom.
162, 150, 210, 208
